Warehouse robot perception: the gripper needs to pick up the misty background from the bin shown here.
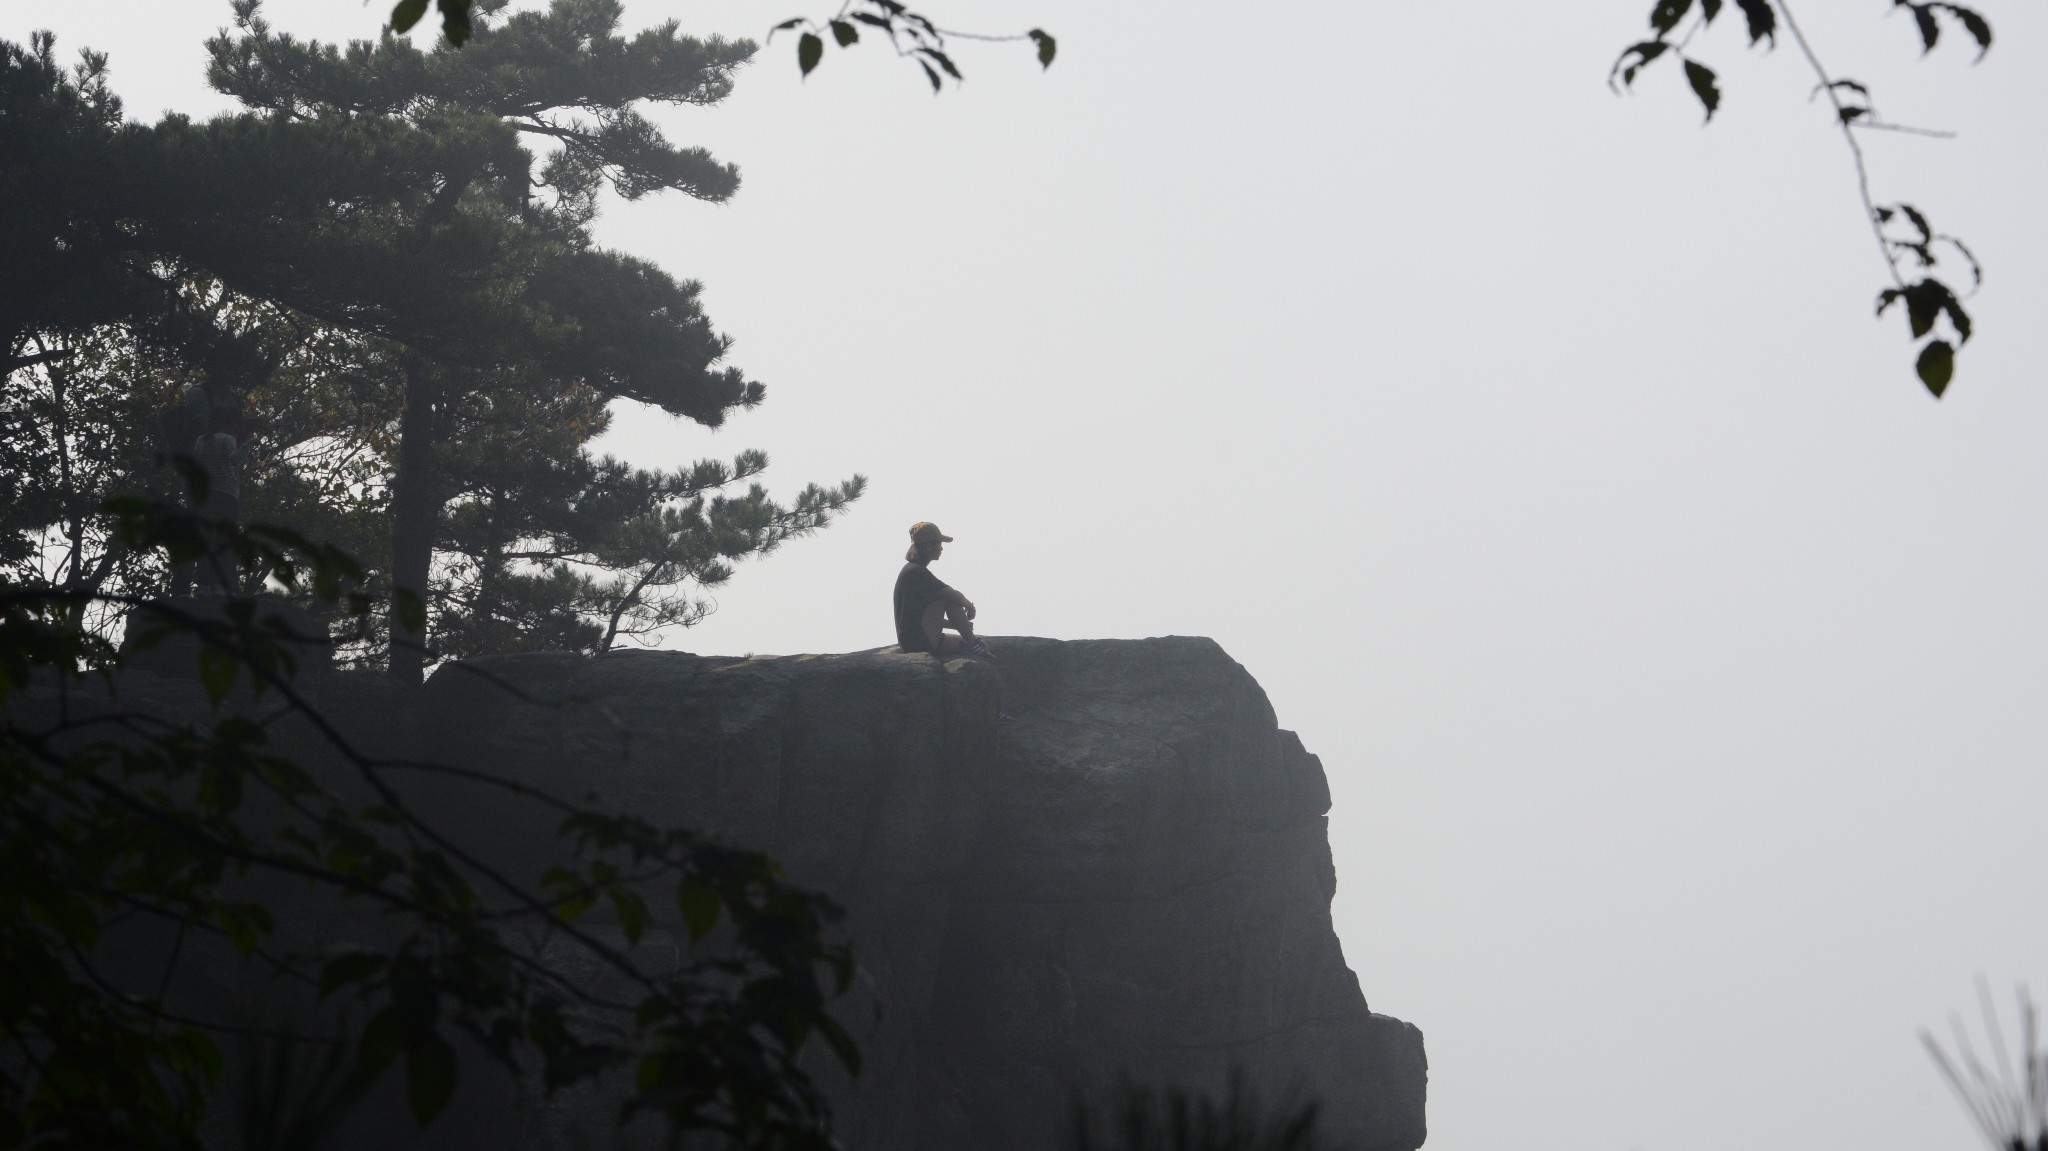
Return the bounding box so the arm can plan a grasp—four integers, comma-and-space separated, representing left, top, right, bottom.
11, 0, 2046, 1147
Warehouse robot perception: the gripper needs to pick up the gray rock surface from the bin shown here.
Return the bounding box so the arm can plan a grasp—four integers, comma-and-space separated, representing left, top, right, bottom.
408, 636, 1427, 1150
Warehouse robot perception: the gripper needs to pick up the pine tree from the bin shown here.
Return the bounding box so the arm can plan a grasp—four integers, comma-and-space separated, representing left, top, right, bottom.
2, 31, 514, 619
205, 0, 859, 683
4, 5, 859, 673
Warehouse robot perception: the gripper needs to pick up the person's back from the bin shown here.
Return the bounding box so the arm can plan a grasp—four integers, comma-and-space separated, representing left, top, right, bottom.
189, 403, 249, 596
191, 431, 244, 509
894, 557, 949, 653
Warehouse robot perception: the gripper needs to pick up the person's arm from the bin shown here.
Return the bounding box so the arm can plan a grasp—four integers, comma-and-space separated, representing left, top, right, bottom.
939, 582, 975, 620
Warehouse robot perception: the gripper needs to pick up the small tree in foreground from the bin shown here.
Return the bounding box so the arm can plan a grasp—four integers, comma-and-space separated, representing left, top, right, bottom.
0, 496, 861, 1149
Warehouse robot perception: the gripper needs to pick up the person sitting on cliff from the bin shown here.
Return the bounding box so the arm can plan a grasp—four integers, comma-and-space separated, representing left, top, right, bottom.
893, 521, 993, 660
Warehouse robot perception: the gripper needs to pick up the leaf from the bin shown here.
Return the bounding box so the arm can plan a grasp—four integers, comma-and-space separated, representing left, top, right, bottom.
434, 0, 470, 44
1946, 235, 1984, 291
217, 904, 272, 958
198, 760, 244, 814
635, 997, 674, 1028
1941, 291, 1973, 344
1916, 339, 1955, 397
770, 17, 805, 32
923, 47, 962, 81
406, 1033, 458, 1125
784, 1013, 812, 1053
1903, 280, 1944, 337
197, 644, 237, 709
1734, 0, 1777, 44
1702, 0, 1724, 21
257, 756, 316, 798
1028, 28, 1057, 69
677, 878, 719, 943
1911, 3, 1941, 52
1898, 203, 1932, 242
1946, 4, 1992, 59
191, 1034, 227, 1082
1684, 58, 1721, 121
830, 19, 858, 46
1611, 40, 1670, 89
30, 892, 101, 946
551, 893, 596, 926
815, 1013, 863, 1076
1650, 0, 1695, 35
1839, 106, 1868, 123
319, 952, 388, 1000
390, 0, 429, 32
918, 59, 941, 93
797, 31, 823, 76
609, 887, 648, 946
357, 1008, 408, 1077
1830, 78, 1871, 97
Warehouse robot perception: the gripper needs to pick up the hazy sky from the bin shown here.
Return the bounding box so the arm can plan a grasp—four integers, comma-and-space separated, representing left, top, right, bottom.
11, 1, 2048, 1147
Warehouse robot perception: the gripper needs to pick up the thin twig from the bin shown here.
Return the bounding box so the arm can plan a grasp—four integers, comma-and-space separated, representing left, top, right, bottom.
1856, 120, 1958, 139
930, 28, 1032, 43
1776, 0, 1907, 290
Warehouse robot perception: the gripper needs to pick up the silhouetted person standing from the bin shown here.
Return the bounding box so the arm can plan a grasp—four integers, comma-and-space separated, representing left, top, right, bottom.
160, 387, 214, 597
191, 400, 249, 596
893, 521, 991, 658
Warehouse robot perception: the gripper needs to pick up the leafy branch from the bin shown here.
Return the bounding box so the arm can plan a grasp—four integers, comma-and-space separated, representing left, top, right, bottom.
384, 0, 1056, 92
770, 1, 1056, 90
1611, 0, 1993, 397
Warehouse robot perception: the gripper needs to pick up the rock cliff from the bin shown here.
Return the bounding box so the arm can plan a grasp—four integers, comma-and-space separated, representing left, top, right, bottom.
412, 636, 1427, 1150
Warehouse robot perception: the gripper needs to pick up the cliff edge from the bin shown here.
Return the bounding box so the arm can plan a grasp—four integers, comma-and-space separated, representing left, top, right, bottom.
414, 635, 1426, 1150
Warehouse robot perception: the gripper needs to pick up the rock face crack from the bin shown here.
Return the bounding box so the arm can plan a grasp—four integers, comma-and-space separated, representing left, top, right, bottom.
409, 636, 1426, 1151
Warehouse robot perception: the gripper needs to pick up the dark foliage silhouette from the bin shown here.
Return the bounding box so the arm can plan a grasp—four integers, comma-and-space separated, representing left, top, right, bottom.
386, 0, 1056, 89
5, 7, 861, 681
1925, 980, 2048, 1151
0, 493, 860, 1149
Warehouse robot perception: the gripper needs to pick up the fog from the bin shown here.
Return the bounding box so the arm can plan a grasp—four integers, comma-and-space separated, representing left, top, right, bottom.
15, 0, 2047, 1147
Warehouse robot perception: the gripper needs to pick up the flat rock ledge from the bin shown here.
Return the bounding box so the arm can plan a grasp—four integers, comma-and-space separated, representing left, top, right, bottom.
409, 636, 1426, 1151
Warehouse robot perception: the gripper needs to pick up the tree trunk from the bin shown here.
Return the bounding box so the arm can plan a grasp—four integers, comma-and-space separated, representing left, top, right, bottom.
387, 361, 440, 687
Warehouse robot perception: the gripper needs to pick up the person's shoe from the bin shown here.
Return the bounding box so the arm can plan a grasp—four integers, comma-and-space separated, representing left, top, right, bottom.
968, 638, 994, 660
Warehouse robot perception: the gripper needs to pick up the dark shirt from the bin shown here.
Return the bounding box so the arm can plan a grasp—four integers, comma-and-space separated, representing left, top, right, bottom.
893, 561, 949, 652
191, 432, 248, 511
